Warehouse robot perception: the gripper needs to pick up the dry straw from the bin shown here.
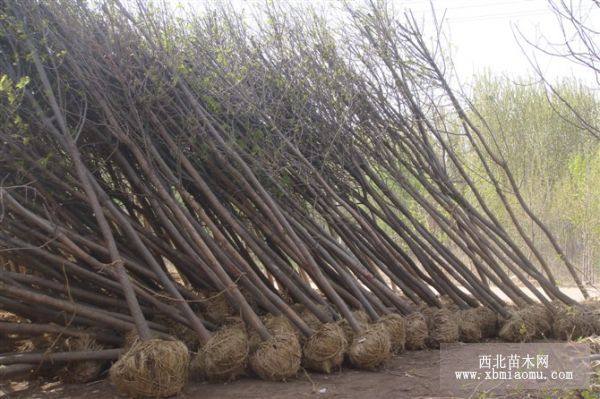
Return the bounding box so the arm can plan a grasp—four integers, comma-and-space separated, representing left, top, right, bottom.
202, 292, 234, 325
249, 333, 301, 381
348, 323, 391, 370
337, 310, 370, 349
553, 304, 599, 340
428, 308, 459, 348
499, 305, 551, 342
302, 323, 347, 373
405, 313, 428, 350
457, 309, 483, 343
191, 324, 248, 382
378, 314, 406, 353
248, 314, 298, 353
59, 335, 105, 383
109, 339, 189, 398
578, 335, 600, 354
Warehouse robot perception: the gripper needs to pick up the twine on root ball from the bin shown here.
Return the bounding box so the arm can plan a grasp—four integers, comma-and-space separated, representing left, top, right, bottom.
440, 295, 460, 312
109, 339, 189, 399
457, 309, 482, 343
248, 314, 298, 353
190, 324, 249, 382
154, 315, 200, 352
59, 335, 105, 384
420, 306, 437, 330
405, 313, 428, 350
348, 323, 391, 370
302, 323, 347, 373
203, 292, 234, 325
428, 308, 459, 348
378, 314, 406, 353
352, 310, 371, 324
300, 308, 324, 332
337, 310, 370, 350
249, 333, 301, 381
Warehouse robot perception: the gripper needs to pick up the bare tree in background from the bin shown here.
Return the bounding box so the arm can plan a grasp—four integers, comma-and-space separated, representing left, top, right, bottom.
518, 0, 600, 140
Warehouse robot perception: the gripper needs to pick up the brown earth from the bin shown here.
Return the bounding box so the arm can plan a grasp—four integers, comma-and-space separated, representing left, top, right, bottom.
2, 343, 594, 398
2, 349, 447, 399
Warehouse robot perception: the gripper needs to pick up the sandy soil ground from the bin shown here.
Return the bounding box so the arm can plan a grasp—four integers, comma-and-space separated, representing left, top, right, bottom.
1, 349, 454, 399
3, 286, 598, 398
3, 344, 591, 399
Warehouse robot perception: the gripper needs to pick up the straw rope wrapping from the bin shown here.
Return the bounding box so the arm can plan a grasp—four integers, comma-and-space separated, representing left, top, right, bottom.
250, 333, 301, 381
109, 339, 189, 398
191, 324, 249, 382
378, 313, 406, 353
302, 323, 347, 373
348, 323, 392, 370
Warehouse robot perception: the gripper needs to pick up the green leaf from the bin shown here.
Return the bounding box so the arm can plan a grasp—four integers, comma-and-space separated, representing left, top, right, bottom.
15, 76, 30, 90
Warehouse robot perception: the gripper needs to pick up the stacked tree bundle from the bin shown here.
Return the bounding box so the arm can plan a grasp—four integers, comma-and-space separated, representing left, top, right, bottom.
0, 1, 597, 397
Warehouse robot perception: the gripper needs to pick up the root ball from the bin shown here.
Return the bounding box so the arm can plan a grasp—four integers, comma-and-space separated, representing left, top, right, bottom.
440, 295, 460, 312
191, 324, 248, 382
428, 308, 459, 348
405, 313, 428, 350
300, 308, 324, 332
109, 339, 189, 398
458, 309, 482, 343
474, 306, 498, 338
337, 311, 370, 349
499, 305, 550, 342
203, 292, 234, 325
348, 324, 391, 370
250, 333, 301, 381
553, 305, 598, 340
302, 323, 347, 373
378, 314, 406, 353
249, 314, 298, 353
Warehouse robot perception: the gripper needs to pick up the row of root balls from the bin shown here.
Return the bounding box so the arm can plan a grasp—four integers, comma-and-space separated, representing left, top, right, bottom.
10, 300, 600, 398
107, 303, 503, 398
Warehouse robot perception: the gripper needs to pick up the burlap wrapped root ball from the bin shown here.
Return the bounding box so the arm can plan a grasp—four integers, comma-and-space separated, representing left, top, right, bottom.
191, 324, 248, 382
303, 323, 347, 373
250, 333, 301, 381
405, 313, 428, 350
348, 323, 391, 370
109, 339, 189, 398
499, 305, 551, 342
59, 335, 105, 383
378, 314, 406, 353
553, 304, 599, 340
428, 308, 459, 348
